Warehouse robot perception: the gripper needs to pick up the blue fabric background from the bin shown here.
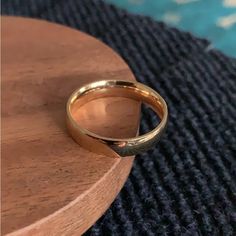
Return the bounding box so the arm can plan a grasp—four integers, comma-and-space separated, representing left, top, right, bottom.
107, 0, 236, 57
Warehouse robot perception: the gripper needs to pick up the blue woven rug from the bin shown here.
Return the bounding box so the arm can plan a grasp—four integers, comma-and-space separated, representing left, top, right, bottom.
2, 0, 236, 235
107, 0, 236, 58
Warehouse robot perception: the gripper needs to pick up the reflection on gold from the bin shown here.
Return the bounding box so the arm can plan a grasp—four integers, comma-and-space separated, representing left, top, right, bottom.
71, 97, 140, 139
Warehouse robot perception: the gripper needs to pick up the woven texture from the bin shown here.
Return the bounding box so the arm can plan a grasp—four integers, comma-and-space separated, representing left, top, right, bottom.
2, 0, 236, 235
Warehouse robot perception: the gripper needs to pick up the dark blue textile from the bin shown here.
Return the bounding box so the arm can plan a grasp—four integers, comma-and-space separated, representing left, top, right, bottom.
2, 0, 236, 235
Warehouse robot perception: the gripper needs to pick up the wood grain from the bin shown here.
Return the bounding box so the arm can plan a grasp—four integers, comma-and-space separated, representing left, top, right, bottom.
1, 17, 140, 235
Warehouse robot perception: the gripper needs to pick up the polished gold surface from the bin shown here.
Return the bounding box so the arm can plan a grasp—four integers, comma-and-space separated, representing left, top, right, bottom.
66, 80, 168, 157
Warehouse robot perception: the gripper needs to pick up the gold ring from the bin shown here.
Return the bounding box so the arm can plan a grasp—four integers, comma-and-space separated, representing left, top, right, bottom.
66, 80, 168, 158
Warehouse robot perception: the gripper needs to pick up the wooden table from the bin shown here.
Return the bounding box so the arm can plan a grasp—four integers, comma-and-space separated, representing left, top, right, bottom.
1, 17, 139, 235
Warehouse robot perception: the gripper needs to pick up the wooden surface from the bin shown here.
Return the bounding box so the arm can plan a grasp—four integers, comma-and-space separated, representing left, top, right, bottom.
1, 17, 140, 235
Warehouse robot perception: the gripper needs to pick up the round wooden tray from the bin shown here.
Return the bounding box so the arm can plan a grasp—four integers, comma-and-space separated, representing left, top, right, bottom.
1, 17, 139, 235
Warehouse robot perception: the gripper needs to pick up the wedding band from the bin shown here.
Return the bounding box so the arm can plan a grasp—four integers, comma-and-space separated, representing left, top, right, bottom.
66, 80, 168, 158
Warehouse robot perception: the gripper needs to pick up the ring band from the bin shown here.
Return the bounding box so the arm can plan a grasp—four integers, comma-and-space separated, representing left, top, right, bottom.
66, 80, 168, 158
